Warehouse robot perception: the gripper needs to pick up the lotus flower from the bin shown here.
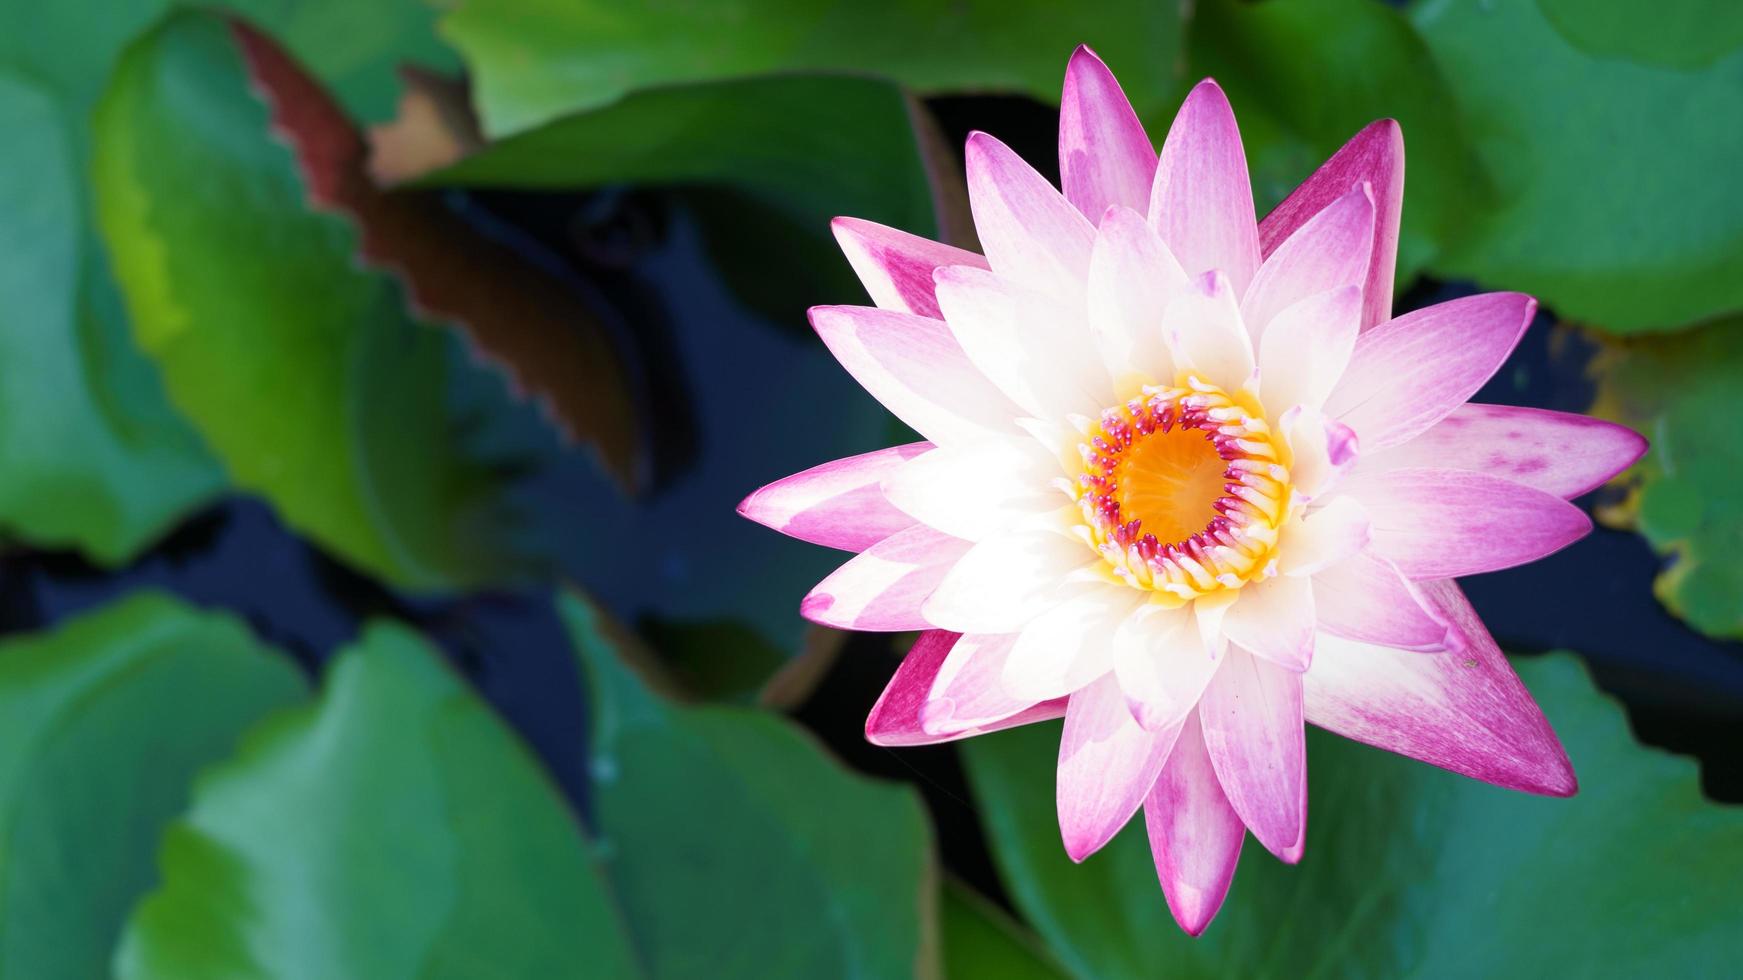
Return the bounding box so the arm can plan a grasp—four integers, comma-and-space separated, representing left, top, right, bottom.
739, 48, 1646, 934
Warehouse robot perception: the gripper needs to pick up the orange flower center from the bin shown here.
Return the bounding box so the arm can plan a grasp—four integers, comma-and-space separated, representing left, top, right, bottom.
1073, 378, 1291, 600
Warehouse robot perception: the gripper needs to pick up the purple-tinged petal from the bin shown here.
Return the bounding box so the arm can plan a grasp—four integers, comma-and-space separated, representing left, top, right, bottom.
1087, 206, 1186, 387
1112, 604, 1217, 731
1336, 467, 1591, 580
738, 443, 928, 552
831, 216, 988, 319
1355, 403, 1649, 500
1058, 672, 1184, 862
1241, 182, 1374, 345
1278, 496, 1371, 577
866, 630, 1065, 746
801, 525, 971, 632
1304, 580, 1576, 795
965, 131, 1096, 295
1198, 647, 1307, 860
1311, 549, 1457, 652
809, 304, 1023, 445
1149, 79, 1262, 294
1144, 710, 1245, 936
1260, 119, 1404, 332
1257, 285, 1362, 421
1324, 292, 1536, 452
934, 265, 1110, 419
923, 529, 1100, 635
1059, 46, 1157, 220
1166, 270, 1254, 393
1221, 574, 1316, 672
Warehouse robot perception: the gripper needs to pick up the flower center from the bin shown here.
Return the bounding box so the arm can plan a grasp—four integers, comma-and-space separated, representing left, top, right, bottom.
1073, 377, 1291, 600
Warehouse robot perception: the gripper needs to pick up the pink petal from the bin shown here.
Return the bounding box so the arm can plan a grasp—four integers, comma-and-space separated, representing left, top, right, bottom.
1197, 647, 1307, 860
830, 217, 988, 319
923, 633, 1034, 735
866, 630, 1065, 747
738, 443, 929, 552
1149, 79, 1262, 294
1324, 292, 1536, 452
1336, 467, 1592, 580
1303, 580, 1576, 795
1280, 405, 1360, 501
1257, 285, 1362, 420
1059, 46, 1157, 220
1057, 672, 1184, 862
809, 304, 1022, 446
801, 525, 972, 631
934, 265, 1109, 420
1144, 710, 1245, 936
1311, 550, 1457, 652
1220, 574, 1316, 672
1087, 206, 1185, 385
1259, 119, 1404, 332
1355, 403, 1649, 500
1166, 270, 1255, 393
1241, 182, 1374, 345
965, 131, 1096, 295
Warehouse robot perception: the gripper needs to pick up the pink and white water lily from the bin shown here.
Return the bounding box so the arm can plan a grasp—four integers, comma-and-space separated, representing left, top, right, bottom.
739, 48, 1646, 934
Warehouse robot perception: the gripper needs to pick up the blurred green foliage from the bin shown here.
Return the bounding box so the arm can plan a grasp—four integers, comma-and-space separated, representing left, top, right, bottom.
0, 595, 304, 978
1592, 320, 1743, 639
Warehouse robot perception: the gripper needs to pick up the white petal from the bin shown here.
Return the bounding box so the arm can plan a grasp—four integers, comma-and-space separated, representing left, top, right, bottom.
1220, 574, 1316, 672
882, 437, 1059, 541
1282, 404, 1359, 501
1278, 496, 1371, 576
1000, 587, 1143, 701
1087, 206, 1185, 389
934, 265, 1110, 420
1112, 603, 1219, 730
1257, 285, 1362, 420
1165, 271, 1254, 393
923, 529, 1098, 634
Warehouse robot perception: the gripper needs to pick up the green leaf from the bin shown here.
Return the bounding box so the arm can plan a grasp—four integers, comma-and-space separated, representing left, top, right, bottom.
0, 0, 454, 566
0, 73, 223, 563
440, 0, 1185, 139
1590, 319, 1743, 638
561, 592, 940, 978
1411, 0, 1743, 332
1184, 0, 1494, 284
117, 619, 638, 979
962, 653, 1743, 977
0, 594, 305, 980
941, 880, 1067, 980
93, 12, 544, 592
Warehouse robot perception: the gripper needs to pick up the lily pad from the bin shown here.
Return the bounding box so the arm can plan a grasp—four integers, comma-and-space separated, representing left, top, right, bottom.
0, 594, 305, 979
0, 0, 454, 566
116, 619, 638, 979
93, 13, 546, 592
1590, 319, 1743, 639
561, 592, 939, 977
962, 653, 1743, 977
440, 0, 1185, 138
942, 880, 1067, 980
1411, 0, 1743, 332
